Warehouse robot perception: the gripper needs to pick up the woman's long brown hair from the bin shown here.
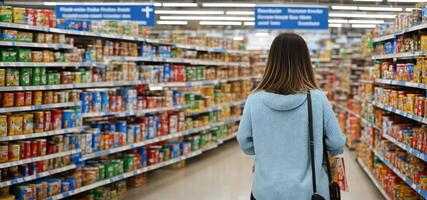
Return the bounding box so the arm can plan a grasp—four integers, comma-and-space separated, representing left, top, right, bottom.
254, 33, 318, 95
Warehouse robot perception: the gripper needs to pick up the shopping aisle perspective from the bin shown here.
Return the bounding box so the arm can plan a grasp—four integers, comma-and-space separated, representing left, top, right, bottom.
124, 141, 383, 200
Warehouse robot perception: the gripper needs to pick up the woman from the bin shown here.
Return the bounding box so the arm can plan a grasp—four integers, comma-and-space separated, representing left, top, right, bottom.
237, 33, 346, 200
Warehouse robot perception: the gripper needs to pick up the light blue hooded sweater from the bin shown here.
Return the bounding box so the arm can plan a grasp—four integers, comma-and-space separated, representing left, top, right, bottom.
237, 90, 346, 200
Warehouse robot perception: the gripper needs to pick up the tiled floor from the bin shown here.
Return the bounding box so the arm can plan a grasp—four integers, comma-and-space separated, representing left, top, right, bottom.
124, 141, 384, 200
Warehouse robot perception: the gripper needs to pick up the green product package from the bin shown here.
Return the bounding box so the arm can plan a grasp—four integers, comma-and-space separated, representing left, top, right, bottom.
46, 71, 55, 85
0, 6, 12, 22
8, 50, 17, 62
0, 50, 9, 62
17, 49, 32, 62
104, 163, 114, 179
97, 164, 105, 180
31, 68, 41, 85
19, 68, 32, 86
54, 72, 61, 84
39, 67, 46, 85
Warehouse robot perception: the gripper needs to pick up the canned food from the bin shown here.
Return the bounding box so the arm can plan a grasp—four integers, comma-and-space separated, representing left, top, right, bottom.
22, 113, 33, 134
43, 91, 53, 104
0, 115, 7, 136
34, 111, 44, 133
8, 144, 20, 161
24, 92, 32, 106
2, 92, 14, 107
33, 91, 43, 105
51, 109, 62, 130
37, 139, 46, 156
14, 92, 25, 107
8, 114, 23, 135
0, 143, 8, 162
31, 140, 38, 157
43, 111, 51, 131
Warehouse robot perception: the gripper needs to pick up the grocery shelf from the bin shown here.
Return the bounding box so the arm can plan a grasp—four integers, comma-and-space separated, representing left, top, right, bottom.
0, 22, 146, 42
0, 101, 81, 113
81, 116, 241, 160
371, 51, 426, 60
374, 150, 427, 199
47, 142, 220, 200
217, 132, 237, 144
0, 127, 86, 142
148, 76, 255, 89
372, 34, 395, 43
0, 41, 73, 49
104, 56, 250, 67
0, 164, 76, 187
375, 79, 427, 90
372, 101, 426, 124
382, 134, 427, 162
360, 118, 382, 131
360, 80, 374, 84
395, 23, 427, 36
0, 62, 105, 67
0, 149, 80, 169
81, 104, 188, 118
186, 100, 246, 116
0, 80, 143, 92
356, 158, 392, 200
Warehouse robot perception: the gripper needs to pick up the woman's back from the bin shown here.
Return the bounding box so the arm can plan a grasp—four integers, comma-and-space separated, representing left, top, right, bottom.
237, 90, 345, 200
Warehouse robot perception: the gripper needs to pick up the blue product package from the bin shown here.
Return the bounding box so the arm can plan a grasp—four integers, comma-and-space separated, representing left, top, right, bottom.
138, 147, 147, 167
115, 121, 127, 134
84, 50, 94, 62
163, 64, 171, 82
62, 110, 74, 128
100, 91, 109, 112
384, 40, 395, 54
66, 178, 76, 190
85, 133, 93, 154
61, 181, 70, 192
74, 109, 82, 126
92, 128, 101, 152
131, 124, 141, 141
91, 122, 103, 130
106, 123, 116, 132
80, 92, 90, 113
91, 91, 101, 112
126, 126, 135, 144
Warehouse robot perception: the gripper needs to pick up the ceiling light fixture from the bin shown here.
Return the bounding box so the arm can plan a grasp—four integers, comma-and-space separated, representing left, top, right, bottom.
358, 6, 403, 11
162, 3, 198, 7
154, 3, 162, 7
329, 12, 396, 19
155, 10, 224, 15
255, 32, 270, 37
352, 24, 377, 28
233, 36, 244, 41
349, 19, 385, 24
328, 19, 348, 23
329, 24, 343, 28
353, 0, 383, 2
405, 8, 417, 11
244, 22, 255, 26
160, 16, 255, 21
157, 20, 188, 25
331, 6, 358, 10
43, 2, 157, 5
202, 3, 256, 7
388, 0, 427, 2
226, 11, 254, 15
199, 21, 242, 25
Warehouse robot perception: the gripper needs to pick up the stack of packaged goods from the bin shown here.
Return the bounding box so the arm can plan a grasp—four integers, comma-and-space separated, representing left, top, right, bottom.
356, 4, 427, 199
0, 4, 254, 200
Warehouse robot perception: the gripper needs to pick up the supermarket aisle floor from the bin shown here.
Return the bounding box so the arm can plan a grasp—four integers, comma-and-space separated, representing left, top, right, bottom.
124, 141, 383, 200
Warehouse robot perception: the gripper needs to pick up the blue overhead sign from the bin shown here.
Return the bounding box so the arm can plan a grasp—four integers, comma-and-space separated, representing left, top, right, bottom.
55, 4, 155, 27
255, 5, 329, 30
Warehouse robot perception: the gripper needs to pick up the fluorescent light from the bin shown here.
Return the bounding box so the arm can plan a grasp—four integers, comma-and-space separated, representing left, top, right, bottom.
405, 8, 417, 12
255, 32, 270, 37
353, 0, 383, 1
226, 11, 254, 15
199, 21, 242, 25
154, 3, 162, 7
358, 6, 403, 11
160, 16, 254, 21
329, 19, 348, 23
329, 12, 396, 19
162, 3, 198, 7
244, 21, 255, 26
352, 24, 376, 28
349, 19, 384, 24
44, 2, 156, 5
331, 6, 358, 10
233, 36, 244, 41
202, 3, 256, 7
157, 20, 188, 25
388, 0, 427, 2
155, 10, 224, 15
329, 24, 343, 28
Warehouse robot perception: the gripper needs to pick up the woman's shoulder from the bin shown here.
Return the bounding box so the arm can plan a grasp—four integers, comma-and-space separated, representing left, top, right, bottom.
310, 89, 328, 101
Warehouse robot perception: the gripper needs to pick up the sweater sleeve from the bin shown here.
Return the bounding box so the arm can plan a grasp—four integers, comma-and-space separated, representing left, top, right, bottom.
323, 97, 346, 156
237, 100, 255, 155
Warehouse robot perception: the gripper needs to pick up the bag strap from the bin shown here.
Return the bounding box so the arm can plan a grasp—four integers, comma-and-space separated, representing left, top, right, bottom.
323, 137, 332, 182
307, 91, 317, 193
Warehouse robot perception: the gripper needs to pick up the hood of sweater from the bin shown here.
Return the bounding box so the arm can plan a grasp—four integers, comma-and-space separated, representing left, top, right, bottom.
261, 91, 307, 111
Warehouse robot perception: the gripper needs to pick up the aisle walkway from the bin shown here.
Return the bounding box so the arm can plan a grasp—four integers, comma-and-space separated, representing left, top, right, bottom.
124, 141, 384, 200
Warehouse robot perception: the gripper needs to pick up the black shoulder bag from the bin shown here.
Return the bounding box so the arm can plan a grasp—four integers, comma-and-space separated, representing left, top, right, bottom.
307, 91, 341, 200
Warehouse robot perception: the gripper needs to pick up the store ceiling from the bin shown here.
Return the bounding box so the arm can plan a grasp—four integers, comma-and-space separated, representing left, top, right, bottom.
3, 0, 417, 31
